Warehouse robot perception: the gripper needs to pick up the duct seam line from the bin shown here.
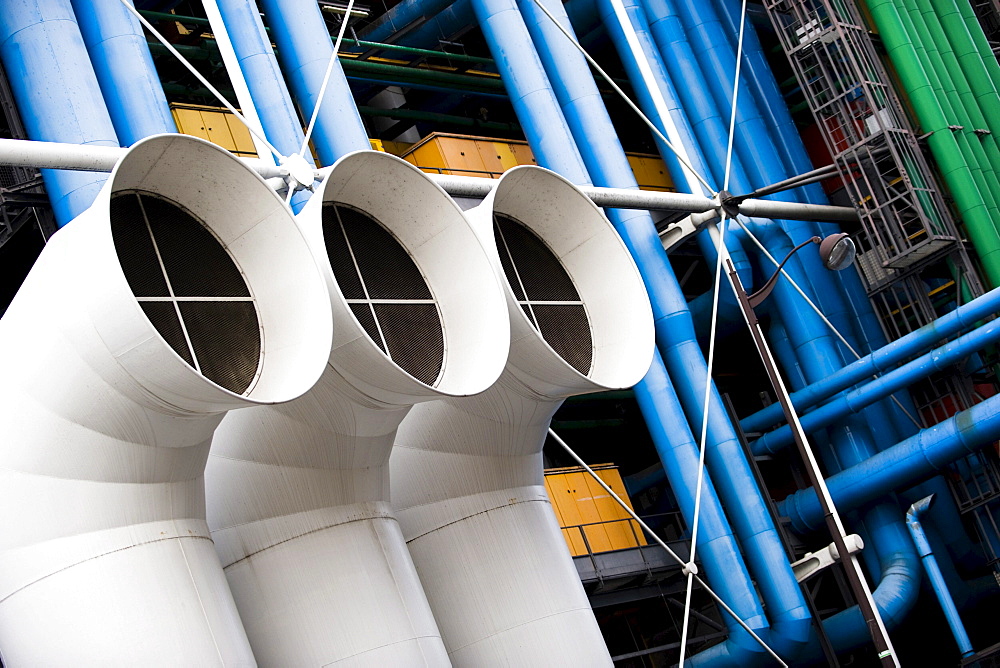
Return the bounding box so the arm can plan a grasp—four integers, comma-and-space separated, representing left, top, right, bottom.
0, 519, 212, 604
399, 486, 551, 542
212, 502, 397, 568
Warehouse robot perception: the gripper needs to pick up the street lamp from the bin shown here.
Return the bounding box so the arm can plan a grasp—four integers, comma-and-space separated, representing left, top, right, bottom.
725, 233, 899, 668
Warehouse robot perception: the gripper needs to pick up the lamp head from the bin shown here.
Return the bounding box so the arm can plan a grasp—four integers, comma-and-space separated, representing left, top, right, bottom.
819, 233, 856, 271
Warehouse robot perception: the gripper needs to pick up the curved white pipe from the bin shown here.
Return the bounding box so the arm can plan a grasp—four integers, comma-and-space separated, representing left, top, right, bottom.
392, 166, 654, 666
205, 151, 510, 666
0, 134, 333, 664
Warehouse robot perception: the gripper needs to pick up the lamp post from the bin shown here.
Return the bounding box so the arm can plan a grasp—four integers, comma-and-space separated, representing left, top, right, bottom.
725, 233, 900, 668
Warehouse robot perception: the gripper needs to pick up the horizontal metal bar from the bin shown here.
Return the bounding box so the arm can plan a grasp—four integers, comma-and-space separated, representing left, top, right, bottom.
0, 138, 861, 221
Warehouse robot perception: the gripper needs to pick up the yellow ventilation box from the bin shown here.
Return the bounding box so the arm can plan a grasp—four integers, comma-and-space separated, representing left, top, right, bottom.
544, 464, 648, 557
170, 103, 258, 157
402, 132, 674, 190
171, 103, 387, 161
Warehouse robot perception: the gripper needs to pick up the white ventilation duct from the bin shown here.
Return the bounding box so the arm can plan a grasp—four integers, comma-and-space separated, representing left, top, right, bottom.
204, 150, 510, 666
0, 134, 333, 663
391, 166, 654, 666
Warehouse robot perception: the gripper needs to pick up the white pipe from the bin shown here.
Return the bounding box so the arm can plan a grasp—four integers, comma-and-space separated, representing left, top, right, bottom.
0, 138, 859, 222
0, 134, 333, 664
391, 166, 654, 666
205, 150, 510, 665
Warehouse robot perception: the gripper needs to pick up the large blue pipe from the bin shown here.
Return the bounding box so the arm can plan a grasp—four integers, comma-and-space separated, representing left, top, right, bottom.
742, 286, 1000, 434
907, 495, 976, 658
753, 316, 1000, 455
0, 0, 119, 227
636, 4, 921, 662
779, 390, 1000, 532
258, 0, 369, 165
215, 0, 314, 164
516, 0, 772, 659
589, 0, 812, 659
635, 354, 769, 655
71, 0, 174, 146
470, 0, 589, 182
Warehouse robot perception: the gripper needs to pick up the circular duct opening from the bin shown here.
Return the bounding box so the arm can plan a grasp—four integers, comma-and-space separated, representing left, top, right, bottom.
491, 166, 653, 389
317, 151, 508, 396
322, 203, 444, 386
493, 213, 592, 375
104, 134, 333, 405
111, 190, 261, 395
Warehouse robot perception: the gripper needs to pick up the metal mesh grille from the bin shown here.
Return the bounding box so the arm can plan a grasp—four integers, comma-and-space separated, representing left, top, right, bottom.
178, 302, 261, 394
322, 202, 444, 385
139, 302, 193, 366
494, 213, 593, 374
110, 190, 261, 395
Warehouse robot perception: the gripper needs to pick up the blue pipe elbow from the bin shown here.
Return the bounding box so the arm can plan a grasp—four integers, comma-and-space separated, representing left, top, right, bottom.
779, 391, 1000, 533
0, 0, 119, 226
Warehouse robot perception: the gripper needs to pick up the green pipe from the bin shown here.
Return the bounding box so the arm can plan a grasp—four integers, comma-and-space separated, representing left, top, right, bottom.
139, 9, 494, 66
340, 59, 505, 94
148, 39, 505, 96
954, 0, 1000, 105
899, 0, 1000, 223
931, 0, 1000, 148
867, 0, 1000, 287
911, 0, 1000, 192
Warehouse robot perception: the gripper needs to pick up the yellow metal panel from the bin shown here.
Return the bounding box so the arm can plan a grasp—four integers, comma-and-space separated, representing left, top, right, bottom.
627, 153, 675, 192
224, 113, 257, 157
544, 464, 647, 557
171, 106, 212, 142
201, 109, 239, 154
509, 141, 537, 167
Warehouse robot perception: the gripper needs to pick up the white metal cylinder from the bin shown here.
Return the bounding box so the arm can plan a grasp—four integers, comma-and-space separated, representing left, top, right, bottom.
0, 134, 333, 664
205, 150, 510, 666
392, 166, 654, 666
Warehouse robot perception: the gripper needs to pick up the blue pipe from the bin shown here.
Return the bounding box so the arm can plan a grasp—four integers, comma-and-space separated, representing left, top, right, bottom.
708, 0, 823, 205
635, 354, 769, 656
71, 0, 174, 146
589, 1, 812, 659
812, 503, 920, 660
0, 0, 119, 227
516, 1, 773, 660
360, 0, 459, 45
215, 0, 314, 164
742, 286, 1000, 434
779, 391, 1000, 532
258, 0, 369, 165
907, 495, 976, 658
753, 316, 1000, 455
470, 0, 589, 183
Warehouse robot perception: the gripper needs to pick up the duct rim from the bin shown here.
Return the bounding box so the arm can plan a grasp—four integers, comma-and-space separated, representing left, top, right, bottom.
307, 150, 509, 400
89, 133, 333, 411
486, 166, 653, 392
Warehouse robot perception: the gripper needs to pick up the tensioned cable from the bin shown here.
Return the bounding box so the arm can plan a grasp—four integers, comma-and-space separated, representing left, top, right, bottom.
298, 0, 357, 158
547, 428, 787, 667
120, 1, 284, 160
527, 1, 781, 661
527, 0, 714, 195
680, 2, 748, 664
733, 217, 922, 428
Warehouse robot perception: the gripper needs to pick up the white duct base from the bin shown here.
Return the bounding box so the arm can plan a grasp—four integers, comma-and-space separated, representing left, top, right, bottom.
401, 494, 607, 666
219, 507, 448, 666
393, 398, 614, 667
0, 525, 250, 665
0, 134, 334, 663
205, 151, 509, 666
